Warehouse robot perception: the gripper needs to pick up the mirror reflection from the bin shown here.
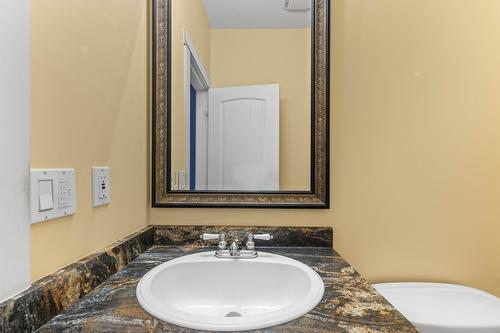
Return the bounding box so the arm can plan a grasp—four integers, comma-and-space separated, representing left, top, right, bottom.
170, 0, 312, 192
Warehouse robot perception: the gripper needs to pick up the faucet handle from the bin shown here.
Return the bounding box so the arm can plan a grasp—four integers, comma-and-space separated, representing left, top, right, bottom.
253, 233, 273, 241
200, 233, 227, 250
200, 233, 220, 241
246, 233, 273, 250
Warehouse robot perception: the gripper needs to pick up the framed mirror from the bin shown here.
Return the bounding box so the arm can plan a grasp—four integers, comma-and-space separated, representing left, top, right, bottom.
152, 0, 329, 208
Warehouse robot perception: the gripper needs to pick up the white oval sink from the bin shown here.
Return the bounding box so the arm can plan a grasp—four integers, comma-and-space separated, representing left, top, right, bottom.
136, 251, 324, 331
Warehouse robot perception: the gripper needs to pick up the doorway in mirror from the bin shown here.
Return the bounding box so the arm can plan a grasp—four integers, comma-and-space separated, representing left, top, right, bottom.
206, 84, 280, 191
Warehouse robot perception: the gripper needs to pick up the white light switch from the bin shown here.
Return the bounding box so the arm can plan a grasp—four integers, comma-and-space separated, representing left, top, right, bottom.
92, 167, 111, 207
171, 170, 178, 190
178, 170, 186, 190
38, 180, 54, 211
31, 169, 77, 224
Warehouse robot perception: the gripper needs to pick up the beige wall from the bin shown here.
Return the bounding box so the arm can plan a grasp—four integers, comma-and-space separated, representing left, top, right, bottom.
210, 29, 311, 190
29, 0, 500, 298
152, 0, 500, 297
171, 0, 211, 175
30, 0, 149, 280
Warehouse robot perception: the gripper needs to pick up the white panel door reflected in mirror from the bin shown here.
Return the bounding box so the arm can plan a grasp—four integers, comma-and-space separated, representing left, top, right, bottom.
207, 84, 279, 191
170, 0, 312, 192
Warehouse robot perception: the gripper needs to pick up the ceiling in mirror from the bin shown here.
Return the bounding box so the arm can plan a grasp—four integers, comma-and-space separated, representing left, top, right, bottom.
203, 0, 311, 29
170, 0, 312, 193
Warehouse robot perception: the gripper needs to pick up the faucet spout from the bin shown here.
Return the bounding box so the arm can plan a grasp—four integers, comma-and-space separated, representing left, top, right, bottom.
229, 235, 240, 256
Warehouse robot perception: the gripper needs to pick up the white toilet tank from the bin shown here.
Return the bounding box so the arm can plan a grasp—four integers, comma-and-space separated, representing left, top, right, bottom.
373, 283, 500, 333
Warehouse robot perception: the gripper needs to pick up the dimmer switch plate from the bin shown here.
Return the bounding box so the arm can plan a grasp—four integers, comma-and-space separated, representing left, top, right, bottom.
92, 167, 111, 207
31, 169, 76, 224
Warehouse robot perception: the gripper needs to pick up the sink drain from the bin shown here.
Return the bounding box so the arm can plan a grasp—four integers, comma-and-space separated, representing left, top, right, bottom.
224, 311, 242, 317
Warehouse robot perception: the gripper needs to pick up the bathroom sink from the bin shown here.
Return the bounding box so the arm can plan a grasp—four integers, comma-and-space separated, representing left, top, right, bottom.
136, 251, 324, 331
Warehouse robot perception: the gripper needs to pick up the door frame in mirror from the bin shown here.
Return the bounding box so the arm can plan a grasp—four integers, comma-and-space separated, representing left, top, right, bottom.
152, 0, 330, 208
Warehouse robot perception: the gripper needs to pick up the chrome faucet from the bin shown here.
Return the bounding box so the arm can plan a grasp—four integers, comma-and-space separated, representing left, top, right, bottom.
229, 234, 241, 256
200, 231, 273, 259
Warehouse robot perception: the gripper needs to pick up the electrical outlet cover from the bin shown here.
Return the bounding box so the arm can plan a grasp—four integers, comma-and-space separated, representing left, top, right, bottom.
92, 167, 111, 207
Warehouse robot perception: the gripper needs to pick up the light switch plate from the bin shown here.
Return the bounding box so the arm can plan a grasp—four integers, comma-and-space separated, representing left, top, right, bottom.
171, 170, 178, 190
178, 170, 186, 190
31, 169, 77, 224
92, 167, 111, 207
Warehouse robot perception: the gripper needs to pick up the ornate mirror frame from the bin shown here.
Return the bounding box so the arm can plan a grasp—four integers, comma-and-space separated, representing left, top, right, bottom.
152, 0, 330, 208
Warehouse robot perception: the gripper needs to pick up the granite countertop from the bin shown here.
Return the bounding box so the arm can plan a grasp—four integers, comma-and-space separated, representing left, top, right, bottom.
35, 245, 418, 333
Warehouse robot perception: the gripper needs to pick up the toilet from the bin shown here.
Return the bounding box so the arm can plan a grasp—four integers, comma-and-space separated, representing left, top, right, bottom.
373, 283, 500, 333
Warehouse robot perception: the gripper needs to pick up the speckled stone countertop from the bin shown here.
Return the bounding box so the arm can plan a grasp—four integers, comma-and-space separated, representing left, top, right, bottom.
36, 245, 417, 333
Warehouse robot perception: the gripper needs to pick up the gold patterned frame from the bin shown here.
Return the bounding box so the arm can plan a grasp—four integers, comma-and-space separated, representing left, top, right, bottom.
152, 0, 329, 208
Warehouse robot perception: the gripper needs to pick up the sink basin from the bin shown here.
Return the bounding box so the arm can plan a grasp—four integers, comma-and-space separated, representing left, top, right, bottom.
136, 251, 324, 331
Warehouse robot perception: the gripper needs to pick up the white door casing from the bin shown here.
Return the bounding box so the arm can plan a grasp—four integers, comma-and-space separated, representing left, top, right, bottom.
208, 84, 279, 191
184, 30, 210, 190
195, 91, 209, 190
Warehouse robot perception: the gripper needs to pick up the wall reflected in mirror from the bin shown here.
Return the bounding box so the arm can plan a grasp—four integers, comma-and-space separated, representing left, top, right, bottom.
170, 0, 312, 192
